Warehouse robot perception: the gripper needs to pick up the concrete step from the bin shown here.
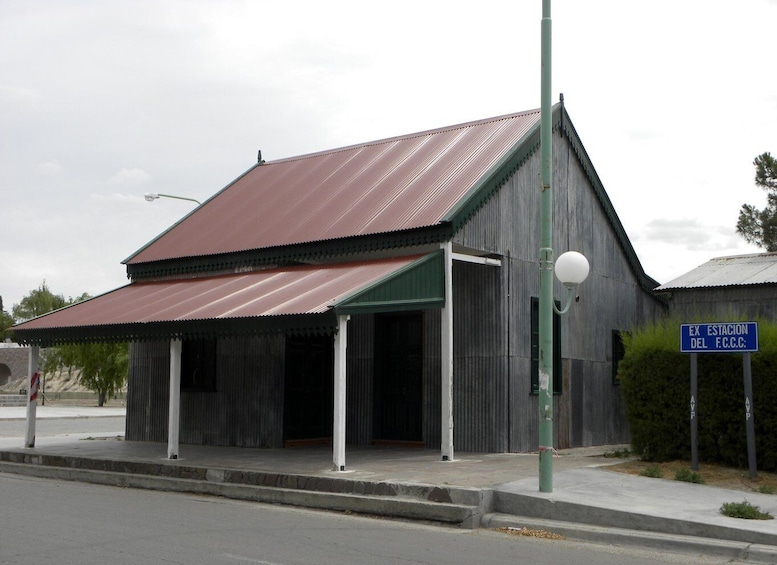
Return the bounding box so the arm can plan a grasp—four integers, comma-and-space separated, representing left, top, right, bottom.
0, 451, 485, 528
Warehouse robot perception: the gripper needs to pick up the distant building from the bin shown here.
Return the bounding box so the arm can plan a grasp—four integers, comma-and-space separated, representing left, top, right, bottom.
0, 341, 28, 386
13, 103, 665, 456
655, 252, 777, 321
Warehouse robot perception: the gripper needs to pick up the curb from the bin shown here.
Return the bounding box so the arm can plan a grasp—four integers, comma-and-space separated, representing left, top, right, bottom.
492, 486, 777, 547
0, 459, 482, 528
482, 513, 777, 563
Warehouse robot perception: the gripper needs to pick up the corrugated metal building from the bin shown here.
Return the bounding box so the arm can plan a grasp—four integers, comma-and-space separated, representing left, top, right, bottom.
13, 103, 666, 457
655, 252, 777, 320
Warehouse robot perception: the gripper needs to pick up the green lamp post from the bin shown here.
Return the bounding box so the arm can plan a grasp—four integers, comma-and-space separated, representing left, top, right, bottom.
538, 0, 590, 493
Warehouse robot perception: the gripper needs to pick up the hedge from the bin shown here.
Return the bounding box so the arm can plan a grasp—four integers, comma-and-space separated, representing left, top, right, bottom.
619, 317, 777, 471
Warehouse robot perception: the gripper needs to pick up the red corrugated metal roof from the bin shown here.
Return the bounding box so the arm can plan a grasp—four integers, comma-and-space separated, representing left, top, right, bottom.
126, 109, 540, 265
13, 256, 421, 333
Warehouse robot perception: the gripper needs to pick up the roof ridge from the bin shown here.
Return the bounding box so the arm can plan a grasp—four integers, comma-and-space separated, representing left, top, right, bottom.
266, 109, 542, 165
709, 251, 777, 261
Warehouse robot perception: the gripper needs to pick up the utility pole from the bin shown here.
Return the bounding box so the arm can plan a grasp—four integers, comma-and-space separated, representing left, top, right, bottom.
538, 0, 555, 493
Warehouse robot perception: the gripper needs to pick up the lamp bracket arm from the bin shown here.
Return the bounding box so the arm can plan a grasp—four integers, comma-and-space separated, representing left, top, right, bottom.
553, 286, 574, 315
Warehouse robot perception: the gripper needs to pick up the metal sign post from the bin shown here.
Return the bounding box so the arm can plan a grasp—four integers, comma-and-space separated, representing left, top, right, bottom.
680, 322, 758, 479
743, 352, 757, 479
690, 352, 698, 470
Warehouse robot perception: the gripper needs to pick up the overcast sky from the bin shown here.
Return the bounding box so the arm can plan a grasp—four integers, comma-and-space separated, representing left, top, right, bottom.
2, 1, 777, 311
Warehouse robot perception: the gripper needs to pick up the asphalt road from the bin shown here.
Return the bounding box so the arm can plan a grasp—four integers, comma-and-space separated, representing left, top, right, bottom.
0, 473, 750, 565
0, 415, 125, 439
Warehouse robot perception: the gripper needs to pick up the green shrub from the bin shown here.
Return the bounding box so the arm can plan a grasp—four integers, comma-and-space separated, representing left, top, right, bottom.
720, 500, 773, 520
758, 485, 776, 495
640, 465, 664, 478
674, 468, 705, 484
619, 317, 777, 471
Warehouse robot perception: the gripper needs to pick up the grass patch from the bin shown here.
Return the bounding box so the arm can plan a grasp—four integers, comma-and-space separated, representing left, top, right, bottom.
758, 484, 776, 495
640, 465, 664, 478
720, 500, 773, 520
603, 448, 631, 459
674, 468, 705, 484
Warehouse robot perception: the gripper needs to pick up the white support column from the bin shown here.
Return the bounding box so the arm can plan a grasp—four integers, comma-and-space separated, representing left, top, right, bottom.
168, 338, 182, 459
441, 242, 454, 461
333, 315, 349, 471
24, 345, 40, 448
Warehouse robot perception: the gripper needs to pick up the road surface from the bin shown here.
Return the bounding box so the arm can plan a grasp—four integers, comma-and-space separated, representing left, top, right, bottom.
0, 473, 747, 565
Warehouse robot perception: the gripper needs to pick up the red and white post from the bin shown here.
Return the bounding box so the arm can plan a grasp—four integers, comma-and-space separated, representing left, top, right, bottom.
24, 345, 40, 448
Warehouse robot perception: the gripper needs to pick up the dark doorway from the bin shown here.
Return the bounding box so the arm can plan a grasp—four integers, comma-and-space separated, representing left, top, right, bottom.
0, 364, 11, 386
374, 312, 423, 444
284, 334, 333, 445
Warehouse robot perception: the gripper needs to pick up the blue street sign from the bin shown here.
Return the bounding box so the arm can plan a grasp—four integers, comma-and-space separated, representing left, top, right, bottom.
681, 322, 758, 353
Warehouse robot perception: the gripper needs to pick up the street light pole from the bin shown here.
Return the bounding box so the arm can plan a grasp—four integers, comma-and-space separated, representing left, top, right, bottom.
538, 0, 555, 493
144, 193, 201, 206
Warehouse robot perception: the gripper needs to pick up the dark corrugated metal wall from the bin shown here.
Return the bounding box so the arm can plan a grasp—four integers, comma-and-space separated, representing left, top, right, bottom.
126, 335, 285, 448
346, 314, 373, 445
126, 341, 169, 443
125, 128, 665, 453
452, 130, 665, 452
451, 261, 508, 452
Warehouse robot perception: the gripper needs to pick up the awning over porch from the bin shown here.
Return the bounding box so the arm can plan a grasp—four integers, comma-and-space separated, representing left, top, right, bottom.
11, 252, 445, 346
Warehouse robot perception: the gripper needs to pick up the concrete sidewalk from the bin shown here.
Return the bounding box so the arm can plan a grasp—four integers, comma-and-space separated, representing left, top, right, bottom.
0, 404, 126, 420
1, 406, 776, 562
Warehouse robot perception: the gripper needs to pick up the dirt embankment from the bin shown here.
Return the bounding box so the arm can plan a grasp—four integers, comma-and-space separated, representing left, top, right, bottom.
2, 371, 125, 407
608, 458, 777, 495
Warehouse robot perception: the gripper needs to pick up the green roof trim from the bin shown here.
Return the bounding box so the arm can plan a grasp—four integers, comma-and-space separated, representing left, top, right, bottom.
445, 102, 660, 296
444, 112, 543, 232
334, 251, 445, 315
556, 106, 661, 294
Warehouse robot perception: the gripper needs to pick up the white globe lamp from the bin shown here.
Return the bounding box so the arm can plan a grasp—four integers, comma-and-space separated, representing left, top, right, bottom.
554, 251, 590, 287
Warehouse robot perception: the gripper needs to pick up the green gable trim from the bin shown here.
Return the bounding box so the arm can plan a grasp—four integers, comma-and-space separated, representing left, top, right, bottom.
123, 162, 261, 265
557, 107, 661, 295
444, 110, 545, 233
334, 251, 445, 315
446, 102, 661, 297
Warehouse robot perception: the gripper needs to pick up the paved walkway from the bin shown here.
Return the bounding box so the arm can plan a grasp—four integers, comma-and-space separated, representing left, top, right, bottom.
1, 406, 776, 562
0, 405, 126, 420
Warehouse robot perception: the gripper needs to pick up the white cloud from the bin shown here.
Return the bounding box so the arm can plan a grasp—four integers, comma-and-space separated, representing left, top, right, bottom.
0, 84, 42, 106
2, 0, 777, 305
108, 168, 151, 186
36, 159, 61, 175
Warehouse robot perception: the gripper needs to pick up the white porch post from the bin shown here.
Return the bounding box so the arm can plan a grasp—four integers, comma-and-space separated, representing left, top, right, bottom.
441, 242, 454, 461
168, 338, 182, 459
333, 315, 349, 471
24, 345, 40, 448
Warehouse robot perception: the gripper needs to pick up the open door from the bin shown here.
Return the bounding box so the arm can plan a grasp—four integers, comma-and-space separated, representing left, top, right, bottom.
374, 312, 423, 444
284, 334, 333, 446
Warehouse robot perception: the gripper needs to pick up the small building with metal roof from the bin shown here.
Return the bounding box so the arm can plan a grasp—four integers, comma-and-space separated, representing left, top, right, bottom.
655, 252, 777, 320
12, 102, 666, 462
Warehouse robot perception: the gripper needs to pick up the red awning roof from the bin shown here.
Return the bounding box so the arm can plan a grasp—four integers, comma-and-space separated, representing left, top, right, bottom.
126, 109, 540, 265
12, 255, 439, 345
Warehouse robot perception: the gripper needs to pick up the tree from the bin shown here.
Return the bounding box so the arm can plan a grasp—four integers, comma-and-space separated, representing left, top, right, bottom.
69, 342, 128, 407
737, 152, 777, 251
11, 282, 68, 322
12, 283, 128, 406
0, 296, 14, 341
